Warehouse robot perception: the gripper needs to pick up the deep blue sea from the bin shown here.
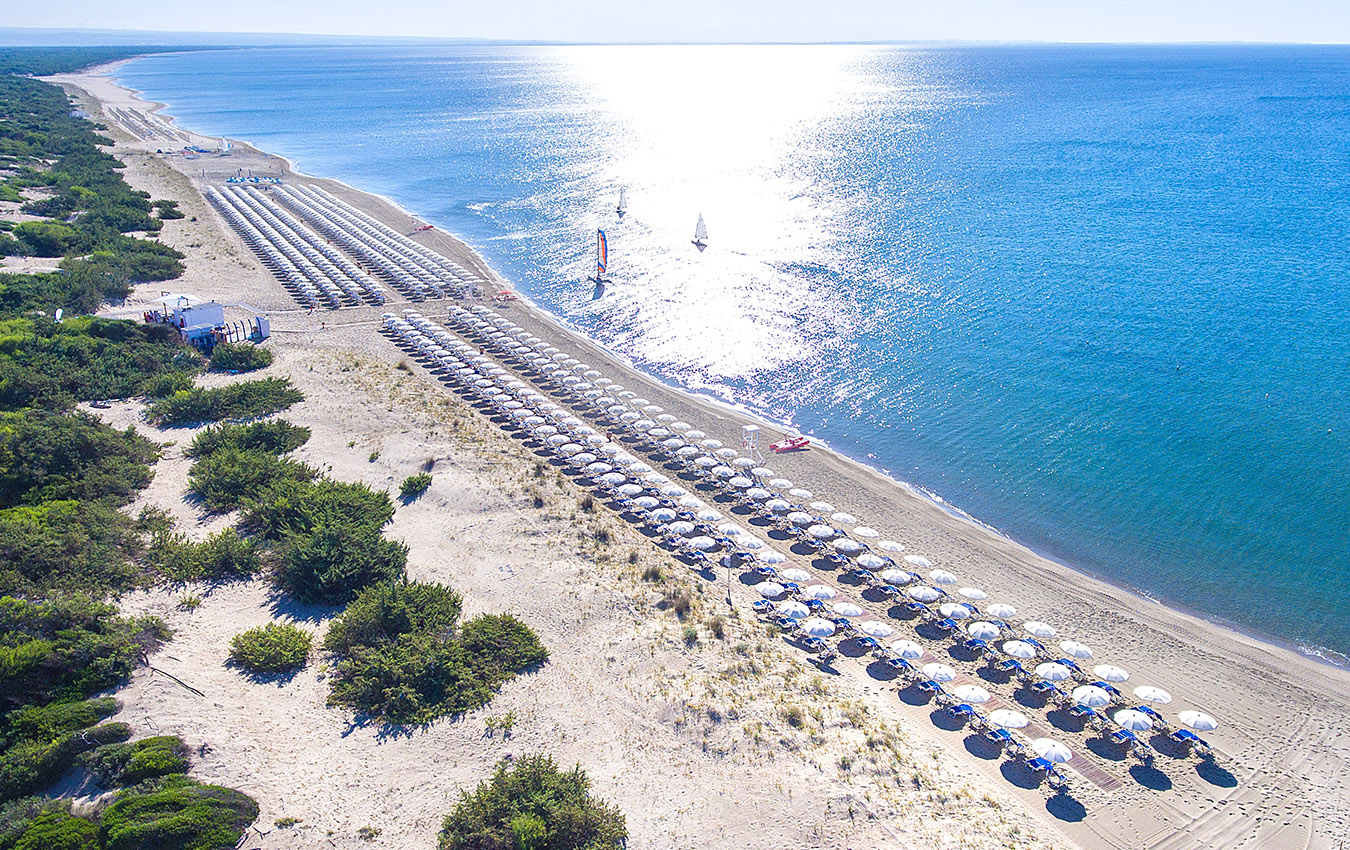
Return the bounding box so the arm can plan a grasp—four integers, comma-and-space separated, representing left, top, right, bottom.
118, 45, 1350, 659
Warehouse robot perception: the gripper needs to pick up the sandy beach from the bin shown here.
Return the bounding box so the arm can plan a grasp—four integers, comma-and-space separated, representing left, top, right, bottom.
43, 60, 1350, 850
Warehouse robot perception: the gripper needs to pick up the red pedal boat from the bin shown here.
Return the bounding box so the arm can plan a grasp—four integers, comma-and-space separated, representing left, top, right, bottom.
770, 434, 810, 453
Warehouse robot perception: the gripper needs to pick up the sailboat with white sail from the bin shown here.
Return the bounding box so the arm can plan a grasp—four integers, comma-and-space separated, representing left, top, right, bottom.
616, 188, 628, 218
692, 213, 708, 250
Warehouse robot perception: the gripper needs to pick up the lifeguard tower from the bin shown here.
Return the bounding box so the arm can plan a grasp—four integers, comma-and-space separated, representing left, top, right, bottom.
742, 424, 763, 461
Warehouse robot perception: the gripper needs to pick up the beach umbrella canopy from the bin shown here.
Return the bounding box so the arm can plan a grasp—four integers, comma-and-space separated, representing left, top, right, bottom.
668, 521, 697, 536
830, 601, 865, 617
986, 603, 1018, 619
680, 496, 705, 508
804, 584, 837, 600
878, 568, 911, 584
650, 507, 677, 523
1134, 686, 1173, 705
833, 538, 864, 554
788, 488, 814, 500
907, 585, 942, 603
746, 487, 772, 501
904, 554, 933, 568
765, 499, 791, 513
757, 551, 788, 565
858, 554, 889, 571
715, 447, 740, 459
922, 663, 957, 682
1072, 685, 1112, 708
809, 501, 836, 513
676, 446, 700, 458
739, 537, 766, 550
585, 462, 613, 475
853, 526, 880, 539
634, 496, 660, 509
953, 684, 991, 704
1060, 640, 1094, 659
930, 569, 958, 585
966, 621, 1001, 641
1093, 665, 1130, 683
1002, 640, 1037, 659
807, 524, 836, 540
1031, 739, 1073, 764
684, 429, 706, 439
662, 437, 686, 449
768, 478, 793, 490
697, 508, 724, 522
959, 587, 988, 600
1114, 709, 1154, 732
989, 709, 1029, 729
694, 456, 718, 468
858, 620, 894, 638
599, 472, 628, 487
801, 617, 837, 637
1024, 621, 1058, 639
752, 467, 776, 478
755, 581, 785, 598
662, 484, 688, 497
831, 512, 858, 525
787, 511, 814, 526
616, 484, 644, 497
687, 536, 717, 551
780, 568, 812, 582
892, 640, 924, 659
728, 476, 755, 489
1178, 710, 1219, 731
1036, 662, 1074, 682
699, 439, 723, 449
778, 601, 810, 619
939, 602, 972, 620
732, 457, 757, 468
718, 523, 746, 538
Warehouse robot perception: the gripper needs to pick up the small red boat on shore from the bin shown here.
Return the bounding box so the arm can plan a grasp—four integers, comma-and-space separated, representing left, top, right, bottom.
770, 434, 810, 453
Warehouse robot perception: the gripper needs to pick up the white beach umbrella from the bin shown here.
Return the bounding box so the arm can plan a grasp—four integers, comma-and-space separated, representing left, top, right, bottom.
696, 508, 724, 522
1114, 709, 1154, 732
1071, 685, 1112, 708
986, 603, 1018, 619
1093, 665, 1130, 683
745, 487, 772, 501
878, 540, 905, 553
930, 569, 958, 585
857, 553, 888, 571
1060, 640, 1094, 659
1031, 739, 1073, 764
858, 620, 894, 638
717, 523, 746, 538
1178, 710, 1219, 731
966, 621, 1001, 641
687, 536, 717, 551
668, 521, 696, 536
804, 584, 837, 600
1134, 686, 1173, 705
953, 684, 991, 704
830, 601, 865, 617
907, 585, 942, 603
616, 484, 644, 498
765, 499, 791, 513
904, 554, 933, 568
989, 709, 1029, 729
756, 551, 787, 565
878, 568, 911, 584
739, 537, 766, 551
634, 496, 660, 510
807, 525, 836, 540
959, 587, 988, 600
777, 600, 810, 619
676, 446, 700, 458
661, 484, 688, 498
891, 640, 925, 659
768, 478, 793, 490
833, 538, 864, 554
787, 488, 814, 500
668, 420, 689, 429
809, 501, 836, 513
584, 462, 613, 475
780, 568, 812, 582
831, 512, 858, 525
732, 457, 757, 468
694, 456, 718, 469
939, 602, 972, 620
599, 472, 627, 487
922, 663, 957, 682
546, 434, 570, 446
728, 476, 755, 489
699, 439, 723, 450
1035, 663, 1073, 682
679, 496, 705, 509
853, 526, 880, 539
1024, 621, 1058, 639
1002, 640, 1037, 659
684, 429, 706, 439
755, 581, 785, 598
801, 617, 837, 638
649, 507, 677, 523
751, 467, 776, 478
787, 511, 814, 526
715, 447, 740, 459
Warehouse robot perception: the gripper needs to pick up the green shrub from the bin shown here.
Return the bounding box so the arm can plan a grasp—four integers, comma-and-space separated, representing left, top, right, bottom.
9, 809, 99, 850
324, 581, 546, 724
0, 500, 144, 599
146, 378, 303, 427
0, 797, 74, 848
85, 736, 189, 786
241, 479, 393, 541
185, 420, 310, 459
98, 775, 258, 850
140, 372, 195, 399
12, 222, 77, 257
399, 473, 432, 500
144, 528, 263, 583
274, 524, 407, 605
0, 737, 76, 802
437, 755, 625, 850
228, 623, 311, 674
187, 448, 317, 513
0, 410, 158, 510
208, 343, 272, 374
3, 698, 117, 744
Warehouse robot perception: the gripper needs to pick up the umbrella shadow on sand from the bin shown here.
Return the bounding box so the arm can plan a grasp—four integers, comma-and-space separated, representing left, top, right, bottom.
1046, 792, 1087, 822
1129, 763, 1173, 791
1196, 759, 1238, 788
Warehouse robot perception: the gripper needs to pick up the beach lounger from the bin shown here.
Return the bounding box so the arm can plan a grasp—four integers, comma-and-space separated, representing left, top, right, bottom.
946, 703, 979, 721
915, 679, 945, 697
1169, 729, 1212, 758
751, 600, 774, 615
877, 583, 902, 598
853, 636, 881, 652
803, 598, 827, 613
961, 638, 989, 655
935, 618, 961, 633
885, 657, 914, 675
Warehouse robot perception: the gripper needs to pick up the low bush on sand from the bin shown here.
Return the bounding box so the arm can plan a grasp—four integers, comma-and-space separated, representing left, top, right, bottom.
208, 343, 272, 374
399, 473, 432, 500
146, 378, 302, 427
228, 623, 312, 674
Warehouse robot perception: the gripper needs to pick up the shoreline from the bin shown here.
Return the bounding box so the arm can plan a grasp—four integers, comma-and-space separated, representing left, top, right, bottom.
46, 57, 1350, 850
97, 52, 1346, 671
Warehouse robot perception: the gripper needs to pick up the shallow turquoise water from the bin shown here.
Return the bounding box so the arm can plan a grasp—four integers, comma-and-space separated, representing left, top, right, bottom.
119, 44, 1350, 658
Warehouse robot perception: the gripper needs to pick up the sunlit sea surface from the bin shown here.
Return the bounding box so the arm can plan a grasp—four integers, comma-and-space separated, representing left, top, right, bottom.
118, 45, 1350, 658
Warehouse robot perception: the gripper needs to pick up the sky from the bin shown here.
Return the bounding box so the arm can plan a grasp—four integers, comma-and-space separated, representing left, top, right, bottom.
3, 0, 1349, 44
